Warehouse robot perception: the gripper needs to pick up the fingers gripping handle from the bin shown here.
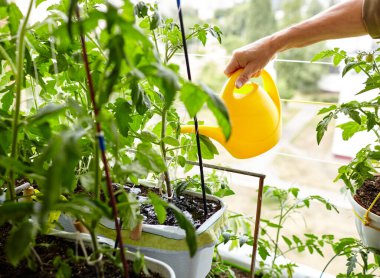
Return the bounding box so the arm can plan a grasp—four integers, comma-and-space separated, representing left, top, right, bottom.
222, 69, 280, 111
221, 69, 243, 102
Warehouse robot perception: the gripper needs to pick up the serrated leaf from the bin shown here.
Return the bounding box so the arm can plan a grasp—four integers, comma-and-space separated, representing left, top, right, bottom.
337, 121, 365, 141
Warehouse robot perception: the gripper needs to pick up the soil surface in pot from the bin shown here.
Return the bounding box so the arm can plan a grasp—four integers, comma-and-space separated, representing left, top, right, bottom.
354, 176, 380, 216
0, 224, 161, 278
113, 183, 222, 229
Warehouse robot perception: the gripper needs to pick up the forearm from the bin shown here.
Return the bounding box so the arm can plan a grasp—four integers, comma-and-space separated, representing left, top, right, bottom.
269, 0, 366, 53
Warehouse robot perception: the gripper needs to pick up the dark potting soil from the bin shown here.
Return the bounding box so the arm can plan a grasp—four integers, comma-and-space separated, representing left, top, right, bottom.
0, 224, 161, 278
117, 183, 222, 229
354, 175, 380, 216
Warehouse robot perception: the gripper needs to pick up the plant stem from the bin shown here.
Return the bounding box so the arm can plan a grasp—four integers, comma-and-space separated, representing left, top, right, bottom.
89, 222, 104, 278
147, 16, 160, 58
271, 203, 284, 270
9, 0, 34, 202
160, 108, 172, 197
76, 8, 129, 277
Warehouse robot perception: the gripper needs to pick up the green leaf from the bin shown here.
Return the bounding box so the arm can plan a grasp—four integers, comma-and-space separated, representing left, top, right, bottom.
169, 203, 197, 257
337, 121, 365, 141
177, 155, 186, 167
6, 221, 37, 266
222, 231, 231, 244
258, 245, 270, 260
282, 236, 292, 247
311, 50, 336, 62
1, 91, 13, 112
367, 113, 376, 131
131, 81, 151, 115
132, 251, 149, 275
148, 192, 167, 224
140, 131, 158, 143
317, 105, 337, 115
180, 82, 207, 117
136, 143, 166, 173
150, 12, 160, 30
197, 29, 207, 46
27, 104, 66, 125
289, 187, 299, 198
56, 261, 72, 278
36, 0, 47, 7
347, 110, 361, 124
7, 3, 23, 36
346, 255, 357, 276
134, 2, 148, 18
117, 192, 143, 230
316, 112, 334, 144
113, 99, 133, 137
342, 61, 366, 77
163, 136, 179, 147
333, 54, 344, 66
0, 202, 34, 226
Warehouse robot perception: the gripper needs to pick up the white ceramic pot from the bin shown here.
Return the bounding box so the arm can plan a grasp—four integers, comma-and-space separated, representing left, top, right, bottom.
348, 193, 380, 250
49, 230, 176, 278
97, 191, 227, 278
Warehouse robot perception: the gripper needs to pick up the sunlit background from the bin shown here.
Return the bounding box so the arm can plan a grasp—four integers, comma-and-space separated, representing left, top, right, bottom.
13, 0, 379, 275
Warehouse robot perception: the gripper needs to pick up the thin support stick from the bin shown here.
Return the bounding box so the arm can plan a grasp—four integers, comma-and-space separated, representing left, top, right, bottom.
76, 8, 129, 278
176, 0, 208, 217
250, 177, 265, 278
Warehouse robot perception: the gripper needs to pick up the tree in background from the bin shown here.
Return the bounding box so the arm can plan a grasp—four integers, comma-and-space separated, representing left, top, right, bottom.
275, 0, 328, 99
246, 0, 277, 42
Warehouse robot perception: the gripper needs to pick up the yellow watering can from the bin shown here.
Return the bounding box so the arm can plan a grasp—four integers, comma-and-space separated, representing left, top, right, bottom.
181, 69, 282, 159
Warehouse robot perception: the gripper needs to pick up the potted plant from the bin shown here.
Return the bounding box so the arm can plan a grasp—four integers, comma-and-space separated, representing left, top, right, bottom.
210, 185, 337, 278
0, 0, 194, 276
89, 2, 232, 277
314, 47, 380, 251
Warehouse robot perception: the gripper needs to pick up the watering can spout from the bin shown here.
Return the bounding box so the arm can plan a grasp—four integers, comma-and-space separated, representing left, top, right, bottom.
180, 69, 281, 159
180, 125, 226, 144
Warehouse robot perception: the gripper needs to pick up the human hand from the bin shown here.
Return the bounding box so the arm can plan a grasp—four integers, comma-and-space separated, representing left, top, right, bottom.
224, 37, 277, 88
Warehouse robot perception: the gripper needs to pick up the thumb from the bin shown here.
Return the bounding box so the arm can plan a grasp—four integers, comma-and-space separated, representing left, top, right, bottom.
235, 66, 255, 89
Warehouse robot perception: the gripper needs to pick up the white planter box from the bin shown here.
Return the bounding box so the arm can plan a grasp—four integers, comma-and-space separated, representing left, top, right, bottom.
97, 191, 227, 278
348, 193, 380, 250
49, 230, 176, 278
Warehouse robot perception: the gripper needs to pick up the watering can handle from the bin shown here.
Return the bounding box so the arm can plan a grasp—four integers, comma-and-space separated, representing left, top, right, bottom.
222, 69, 281, 111
261, 70, 281, 112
